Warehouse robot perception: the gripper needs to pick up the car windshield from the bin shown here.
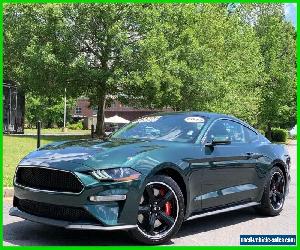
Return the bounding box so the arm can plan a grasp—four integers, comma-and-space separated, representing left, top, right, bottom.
111, 114, 207, 142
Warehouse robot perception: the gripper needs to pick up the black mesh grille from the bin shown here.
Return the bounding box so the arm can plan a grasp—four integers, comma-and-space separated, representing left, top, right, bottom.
15, 167, 84, 193
14, 197, 98, 223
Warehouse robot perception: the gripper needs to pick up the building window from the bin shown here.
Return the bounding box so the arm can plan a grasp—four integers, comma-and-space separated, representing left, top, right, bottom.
75, 106, 82, 114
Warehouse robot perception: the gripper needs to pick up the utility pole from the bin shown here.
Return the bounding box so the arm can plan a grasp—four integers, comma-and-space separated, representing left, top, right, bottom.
63, 88, 67, 131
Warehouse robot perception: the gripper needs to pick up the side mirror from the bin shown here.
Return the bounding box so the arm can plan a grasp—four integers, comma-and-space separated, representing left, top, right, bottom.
205, 136, 231, 147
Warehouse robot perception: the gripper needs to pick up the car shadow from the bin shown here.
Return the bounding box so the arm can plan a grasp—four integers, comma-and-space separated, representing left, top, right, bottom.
3, 207, 262, 246
3, 221, 133, 246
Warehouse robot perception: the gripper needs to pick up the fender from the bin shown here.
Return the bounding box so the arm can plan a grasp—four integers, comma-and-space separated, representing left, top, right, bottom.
147, 162, 191, 217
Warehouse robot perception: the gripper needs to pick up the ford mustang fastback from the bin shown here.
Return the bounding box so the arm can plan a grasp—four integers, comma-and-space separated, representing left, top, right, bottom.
10, 112, 290, 244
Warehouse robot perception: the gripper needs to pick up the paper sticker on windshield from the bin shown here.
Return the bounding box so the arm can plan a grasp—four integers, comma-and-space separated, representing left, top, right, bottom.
133, 116, 162, 123
184, 117, 205, 123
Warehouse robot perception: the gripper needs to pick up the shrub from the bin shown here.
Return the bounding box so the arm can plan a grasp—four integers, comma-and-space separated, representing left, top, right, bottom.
67, 122, 83, 130
271, 128, 288, 143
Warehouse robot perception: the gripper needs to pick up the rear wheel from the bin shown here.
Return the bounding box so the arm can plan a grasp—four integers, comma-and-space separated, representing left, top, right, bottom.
256, 166, 286, 216
129, 175, 185, 245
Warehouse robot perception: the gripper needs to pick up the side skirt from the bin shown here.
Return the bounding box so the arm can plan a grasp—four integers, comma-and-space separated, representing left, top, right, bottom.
186, 202, 260, 221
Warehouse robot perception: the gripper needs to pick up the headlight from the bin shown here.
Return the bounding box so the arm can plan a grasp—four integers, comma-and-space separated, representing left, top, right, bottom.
91, 168, 141, 182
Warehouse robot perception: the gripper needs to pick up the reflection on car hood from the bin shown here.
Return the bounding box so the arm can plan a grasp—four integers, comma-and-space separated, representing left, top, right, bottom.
19, 138, 172, 171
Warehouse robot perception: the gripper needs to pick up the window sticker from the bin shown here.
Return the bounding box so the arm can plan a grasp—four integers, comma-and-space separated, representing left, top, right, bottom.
184, 117, 205, 123
133, 116, 162, 123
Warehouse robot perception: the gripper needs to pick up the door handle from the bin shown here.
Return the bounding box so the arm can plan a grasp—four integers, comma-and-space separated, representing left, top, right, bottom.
245, 152, 263, 159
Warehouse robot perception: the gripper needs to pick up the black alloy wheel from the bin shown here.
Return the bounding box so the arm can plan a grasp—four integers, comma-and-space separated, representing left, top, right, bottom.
137, 182, 178, 237
129, 175, 185, 245
269, 171, 285, 210
256, 166, 286, 216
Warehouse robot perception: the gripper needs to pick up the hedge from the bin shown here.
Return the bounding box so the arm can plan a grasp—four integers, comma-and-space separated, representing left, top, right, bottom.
271, 128, 288, 143
67, 121, 83, 130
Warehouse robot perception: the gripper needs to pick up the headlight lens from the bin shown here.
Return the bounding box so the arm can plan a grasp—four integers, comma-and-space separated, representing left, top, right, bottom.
91, 168, 141, 182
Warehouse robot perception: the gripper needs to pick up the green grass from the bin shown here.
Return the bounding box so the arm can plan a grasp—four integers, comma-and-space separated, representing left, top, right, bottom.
24, 128, 90, 135
3, 135, 90, 187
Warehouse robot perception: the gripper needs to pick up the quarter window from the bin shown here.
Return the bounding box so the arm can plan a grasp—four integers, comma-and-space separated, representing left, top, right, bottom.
244, 127, 258, 143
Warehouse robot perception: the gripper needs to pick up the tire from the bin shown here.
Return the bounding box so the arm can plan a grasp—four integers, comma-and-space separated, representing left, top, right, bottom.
255, 166, 286, 216
129, 175, 185, 245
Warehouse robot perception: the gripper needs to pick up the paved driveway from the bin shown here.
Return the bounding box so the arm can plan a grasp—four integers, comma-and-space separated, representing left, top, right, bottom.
3, 142, 296, 246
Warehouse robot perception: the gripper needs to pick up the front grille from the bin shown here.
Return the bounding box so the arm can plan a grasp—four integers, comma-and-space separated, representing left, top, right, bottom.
15, 166, 84, 193
14, 197, 98, 223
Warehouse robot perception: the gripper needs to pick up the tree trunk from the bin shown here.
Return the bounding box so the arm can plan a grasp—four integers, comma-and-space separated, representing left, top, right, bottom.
95, 93, 106, 138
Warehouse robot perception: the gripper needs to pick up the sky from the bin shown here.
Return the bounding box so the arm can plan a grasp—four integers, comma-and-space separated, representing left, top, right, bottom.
284, 3, 297, 28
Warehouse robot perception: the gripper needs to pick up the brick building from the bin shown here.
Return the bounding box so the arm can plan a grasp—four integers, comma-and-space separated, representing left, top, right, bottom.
72, 97, 96, 119
72, 97, 169, 128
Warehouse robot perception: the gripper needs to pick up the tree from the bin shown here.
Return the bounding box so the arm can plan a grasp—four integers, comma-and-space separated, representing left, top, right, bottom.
253, 4, 296, 137
237, 3, 296, 136
4, 4, 173, 136
4, 3, 296, 135
122, 4, 264, 125
4, 4, 73, 96
25, 93, 75, 128
180, 4, 263, 126
4, 4, 78, 131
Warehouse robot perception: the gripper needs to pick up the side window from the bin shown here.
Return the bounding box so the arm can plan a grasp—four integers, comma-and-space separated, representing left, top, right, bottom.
244, 127, 258, 143
206, 120, 229, 142
206, 120, 246, 143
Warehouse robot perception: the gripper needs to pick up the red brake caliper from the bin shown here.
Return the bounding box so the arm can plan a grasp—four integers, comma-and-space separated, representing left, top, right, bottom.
160, 188, 172, 216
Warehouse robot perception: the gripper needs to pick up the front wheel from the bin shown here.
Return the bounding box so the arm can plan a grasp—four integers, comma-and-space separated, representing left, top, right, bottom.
256, 166, 286, 216
129, 175, 185, 245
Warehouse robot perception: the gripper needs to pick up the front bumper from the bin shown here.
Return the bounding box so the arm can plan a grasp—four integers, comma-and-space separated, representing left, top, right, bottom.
9, 207, 137, 230
11, 171, 144, 229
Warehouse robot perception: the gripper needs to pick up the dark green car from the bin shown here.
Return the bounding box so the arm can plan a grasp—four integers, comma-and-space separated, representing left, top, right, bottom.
10, 112, 291, 244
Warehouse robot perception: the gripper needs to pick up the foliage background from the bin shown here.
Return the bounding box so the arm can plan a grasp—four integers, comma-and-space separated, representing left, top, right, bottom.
3, 3, 296, 137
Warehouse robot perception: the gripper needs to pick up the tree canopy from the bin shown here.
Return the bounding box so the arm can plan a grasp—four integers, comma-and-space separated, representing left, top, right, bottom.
3, 4, 296, 136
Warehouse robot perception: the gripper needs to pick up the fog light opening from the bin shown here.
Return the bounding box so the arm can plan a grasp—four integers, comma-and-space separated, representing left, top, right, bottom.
89, 195, 127, 202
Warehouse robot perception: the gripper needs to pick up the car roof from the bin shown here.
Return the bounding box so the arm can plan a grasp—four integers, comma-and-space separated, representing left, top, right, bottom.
153, 111, 261, 135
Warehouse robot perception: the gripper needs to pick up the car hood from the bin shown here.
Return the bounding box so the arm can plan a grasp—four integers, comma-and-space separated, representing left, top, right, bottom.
19, 138, 174, 171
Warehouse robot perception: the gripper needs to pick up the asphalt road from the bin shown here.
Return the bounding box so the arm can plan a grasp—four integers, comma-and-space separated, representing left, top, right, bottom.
3, 142, 296, 246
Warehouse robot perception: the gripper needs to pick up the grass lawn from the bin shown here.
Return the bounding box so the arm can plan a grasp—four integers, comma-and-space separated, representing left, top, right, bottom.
24, 128, 90, 135
3, 134, 90, 187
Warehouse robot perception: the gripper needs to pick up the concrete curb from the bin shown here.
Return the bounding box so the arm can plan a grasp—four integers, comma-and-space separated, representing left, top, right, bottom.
4, 187, 14, 198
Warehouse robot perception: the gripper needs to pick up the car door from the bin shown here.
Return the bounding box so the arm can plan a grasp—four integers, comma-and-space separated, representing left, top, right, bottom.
189, 119, 260, 213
